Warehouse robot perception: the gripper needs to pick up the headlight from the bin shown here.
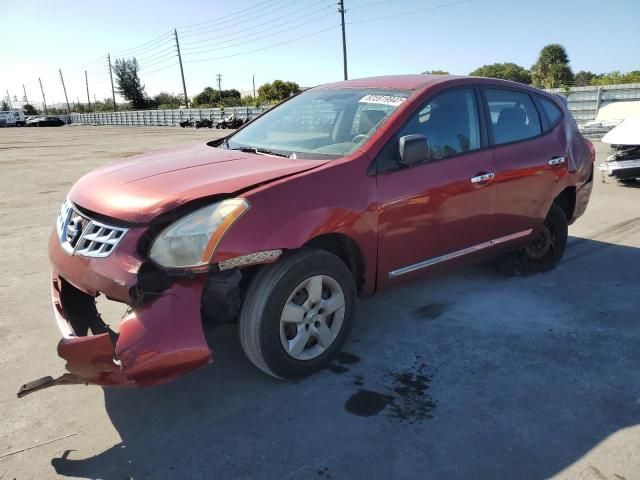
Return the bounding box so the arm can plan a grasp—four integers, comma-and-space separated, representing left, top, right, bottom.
149, 198, 249, 269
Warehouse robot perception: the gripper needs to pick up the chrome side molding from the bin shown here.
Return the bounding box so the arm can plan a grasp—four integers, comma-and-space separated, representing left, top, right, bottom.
388, 229, 533, 278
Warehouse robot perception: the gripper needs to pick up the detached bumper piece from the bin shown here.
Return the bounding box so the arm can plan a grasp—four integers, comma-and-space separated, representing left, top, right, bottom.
18, 373, 86, 398
599, 145, 640, 181
17, 273, 212, 398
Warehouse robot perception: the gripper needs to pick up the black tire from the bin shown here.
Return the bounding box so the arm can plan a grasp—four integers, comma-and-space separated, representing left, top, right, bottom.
239, 248, 356, 380
497, 203, 568, 276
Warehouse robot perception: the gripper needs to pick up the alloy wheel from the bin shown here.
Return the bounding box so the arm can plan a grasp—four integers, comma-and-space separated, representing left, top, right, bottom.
279, 275, 346, 361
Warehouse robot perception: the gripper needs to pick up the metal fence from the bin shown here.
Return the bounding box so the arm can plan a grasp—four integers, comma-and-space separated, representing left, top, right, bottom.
68, 106, 271, 127
545, 83, 640, 122
63, 83, 640, 127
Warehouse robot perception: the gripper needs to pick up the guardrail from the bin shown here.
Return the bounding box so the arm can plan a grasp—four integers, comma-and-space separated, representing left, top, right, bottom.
69, 106, 270, 127
63, 83, 640, 126
545, 83, 640, 121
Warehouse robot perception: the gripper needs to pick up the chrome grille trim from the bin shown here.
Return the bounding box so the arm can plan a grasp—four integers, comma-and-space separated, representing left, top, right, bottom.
56, 199, 128, 258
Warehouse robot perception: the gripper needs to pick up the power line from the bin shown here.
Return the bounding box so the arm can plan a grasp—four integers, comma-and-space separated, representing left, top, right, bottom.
184, 24, 340, 64
179, 0, 293, 34
178, 0, 282, 31
349, 0, 398, 10
111, 30, 173, 56
141, 62, 180, 76
138, 56, 178, 71
348, 0, 472, 25
181, 12, 336, 57
111, 36, 175, 61
134, 45, 177, 64
181, 3, 334, 50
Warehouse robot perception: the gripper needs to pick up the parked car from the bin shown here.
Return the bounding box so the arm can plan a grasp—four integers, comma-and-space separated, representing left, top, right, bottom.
0, 109, 26, 126
599, 115, 640, 183
19, 75, 595, 397
26, 116, 65, 127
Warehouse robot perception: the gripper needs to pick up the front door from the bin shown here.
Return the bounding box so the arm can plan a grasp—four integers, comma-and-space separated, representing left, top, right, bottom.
376, 87, 497, 288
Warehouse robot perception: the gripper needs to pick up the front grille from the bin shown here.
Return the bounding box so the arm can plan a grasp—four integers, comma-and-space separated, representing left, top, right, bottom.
56, 198, 127, 257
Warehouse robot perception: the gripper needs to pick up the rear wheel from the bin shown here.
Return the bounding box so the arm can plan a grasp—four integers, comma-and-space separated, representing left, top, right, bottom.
497, 203, 568, 275
239, 248, 356, 379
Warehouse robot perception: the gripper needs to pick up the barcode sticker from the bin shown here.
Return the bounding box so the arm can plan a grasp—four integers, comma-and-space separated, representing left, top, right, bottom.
359, 95, 406, 107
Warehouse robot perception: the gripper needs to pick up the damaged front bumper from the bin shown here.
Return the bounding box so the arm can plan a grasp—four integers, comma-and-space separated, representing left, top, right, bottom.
599, 145, 640, 180
18, 228, 213, 397
599, 158, 640, 179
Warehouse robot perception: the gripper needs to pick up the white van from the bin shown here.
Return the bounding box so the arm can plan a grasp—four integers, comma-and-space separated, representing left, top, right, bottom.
0, 110, 26, 127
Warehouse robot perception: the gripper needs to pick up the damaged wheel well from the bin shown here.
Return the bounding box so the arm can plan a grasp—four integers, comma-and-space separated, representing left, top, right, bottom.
553, 187, 576, 221
304, 233, 365, 293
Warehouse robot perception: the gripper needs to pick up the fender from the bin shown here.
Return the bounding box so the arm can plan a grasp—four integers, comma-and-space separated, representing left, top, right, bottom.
214, 153, 380, 295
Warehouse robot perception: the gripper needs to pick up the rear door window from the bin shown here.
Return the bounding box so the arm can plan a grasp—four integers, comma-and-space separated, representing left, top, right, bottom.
484, 88, 542, 145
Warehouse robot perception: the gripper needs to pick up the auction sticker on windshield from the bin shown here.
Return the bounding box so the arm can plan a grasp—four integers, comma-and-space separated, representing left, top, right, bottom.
359, 94, 406, 107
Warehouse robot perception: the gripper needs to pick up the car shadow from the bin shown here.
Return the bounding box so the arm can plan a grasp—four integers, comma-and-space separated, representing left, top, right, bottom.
51, 237, 640, 480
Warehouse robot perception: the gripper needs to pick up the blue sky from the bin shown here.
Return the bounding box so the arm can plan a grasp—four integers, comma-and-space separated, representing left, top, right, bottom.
3, 0, 639, 107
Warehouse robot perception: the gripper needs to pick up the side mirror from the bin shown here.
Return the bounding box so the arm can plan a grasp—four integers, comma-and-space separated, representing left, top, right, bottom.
398, 134, 430, 166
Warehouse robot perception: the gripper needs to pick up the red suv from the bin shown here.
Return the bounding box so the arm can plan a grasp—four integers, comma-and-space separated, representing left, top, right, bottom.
20, 75, 594, 396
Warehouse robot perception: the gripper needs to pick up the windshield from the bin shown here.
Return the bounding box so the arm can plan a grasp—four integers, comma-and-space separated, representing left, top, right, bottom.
225, 88, 411, 159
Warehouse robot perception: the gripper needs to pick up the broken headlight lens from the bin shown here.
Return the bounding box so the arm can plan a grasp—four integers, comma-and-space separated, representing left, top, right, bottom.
149, 198, 249, 269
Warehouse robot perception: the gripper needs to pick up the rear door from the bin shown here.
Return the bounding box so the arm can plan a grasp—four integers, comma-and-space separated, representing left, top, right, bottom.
376, 87, 497, 288
481, 87, 567, 238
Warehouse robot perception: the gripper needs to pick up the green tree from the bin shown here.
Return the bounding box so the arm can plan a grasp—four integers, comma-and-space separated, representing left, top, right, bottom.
92, 98, 117, 112
150, 92, 182, 109
113, 58, 147, 109
22, 104, 39, 115
1, 99, 9, 110
421, 70, 449, 75
191, 87, 243, 107
257, 80, 301, 103
469, 62, 531, 84
531, 44, 574, 88
573, 70, 597, 86
593, 70, 640, 85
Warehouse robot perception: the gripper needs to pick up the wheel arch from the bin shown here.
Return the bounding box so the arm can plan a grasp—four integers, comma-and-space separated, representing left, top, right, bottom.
303, 233, 366, 294
553, 186, 576, 222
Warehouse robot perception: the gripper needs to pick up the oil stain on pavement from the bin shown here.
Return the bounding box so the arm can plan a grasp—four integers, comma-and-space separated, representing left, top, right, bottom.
344, 359, 436, 422
327, 351, 361, 374
413, 302, 449, 320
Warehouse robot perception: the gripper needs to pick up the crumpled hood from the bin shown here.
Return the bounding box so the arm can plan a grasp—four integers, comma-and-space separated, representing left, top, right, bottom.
69, 143, 328, 223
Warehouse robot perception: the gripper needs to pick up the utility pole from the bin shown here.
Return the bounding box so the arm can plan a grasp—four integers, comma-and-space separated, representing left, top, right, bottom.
216, 74, 222, 101
252, 74, 256, 98
338, 0, 348, 80
107, 54, 117, 112
39, 77, 47, 113
22, 84, 28, 104
84, 70, 91, 112
174, 29, 189, 107
59, 68, 71, 114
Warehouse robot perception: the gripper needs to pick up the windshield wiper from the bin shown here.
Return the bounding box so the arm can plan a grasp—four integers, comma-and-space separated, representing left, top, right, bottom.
232, 146, 292, 158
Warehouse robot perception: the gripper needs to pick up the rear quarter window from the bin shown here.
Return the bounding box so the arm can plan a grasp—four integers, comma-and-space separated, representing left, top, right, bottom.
539, 97, 563, 129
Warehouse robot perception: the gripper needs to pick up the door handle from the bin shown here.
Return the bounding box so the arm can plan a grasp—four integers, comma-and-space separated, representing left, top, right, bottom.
549, 156, 565, 166
470, 172, 495, 184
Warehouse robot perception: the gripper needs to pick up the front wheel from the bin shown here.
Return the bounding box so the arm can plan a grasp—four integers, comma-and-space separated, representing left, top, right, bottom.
497, 203, 568, 275
239, 249, 356, 379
